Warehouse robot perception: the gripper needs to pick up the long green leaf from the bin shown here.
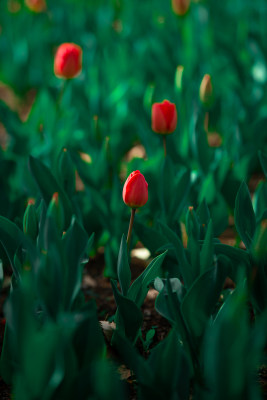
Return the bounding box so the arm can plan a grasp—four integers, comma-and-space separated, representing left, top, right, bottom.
200, 220, 214, 275
128, 251, 167, 307
117, 234, 131, 297
181, 263, 227, 339
29, 156, 73, 228
259, 150, 267, 179
111, 280, 143, 342
0, 216, 24, 278
158, 222, 193, 288
234, 181, 256, 250
62, 217, 92, 307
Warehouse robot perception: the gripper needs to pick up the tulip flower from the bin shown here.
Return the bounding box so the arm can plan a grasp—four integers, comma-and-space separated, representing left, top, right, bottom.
199, 74, 213, 106
123, 170, 148, 209
123, 170, 148, 250
25, 0, 46, 12
54, 43, 82, 79
152, 99, 177, 156
171, 0, 190, 16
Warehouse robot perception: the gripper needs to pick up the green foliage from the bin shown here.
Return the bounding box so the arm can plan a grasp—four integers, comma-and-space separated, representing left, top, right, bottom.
0, 0, 267, 398
0, 191, 125, 399
111, 235, 167, 343
234, 181, 256, 250
197, 281, 266, 400
114, 329, 191, 400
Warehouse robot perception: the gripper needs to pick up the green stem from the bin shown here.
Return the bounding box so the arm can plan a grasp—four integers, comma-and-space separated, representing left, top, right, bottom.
57, 80, 67, 107
163, 136, 167, 157
127, 208, 136, 252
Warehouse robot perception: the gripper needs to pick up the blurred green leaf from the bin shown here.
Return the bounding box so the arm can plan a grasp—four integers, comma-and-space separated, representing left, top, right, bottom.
0, 216, 24, 279
23, 201, 38, 241
29, 156, 73, 229
259, 150, 267, 179
234, 181, 256, 250
200, 220, 214, 275
181, 262, 227, 339
201, 281, 252, 400
62, 217, 93, 308
117, 234, 131, 297
158, 221, 193, 287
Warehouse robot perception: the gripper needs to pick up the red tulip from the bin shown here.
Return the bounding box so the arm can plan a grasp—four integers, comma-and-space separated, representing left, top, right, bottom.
152, 100, 177, 135
171, 0, 190, 16
25, 0, 46, 12
54, 43, 82, 79
123, 171, 148, 209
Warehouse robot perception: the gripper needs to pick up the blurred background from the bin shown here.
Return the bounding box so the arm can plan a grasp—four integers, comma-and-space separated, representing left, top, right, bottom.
1, 0, 267, 276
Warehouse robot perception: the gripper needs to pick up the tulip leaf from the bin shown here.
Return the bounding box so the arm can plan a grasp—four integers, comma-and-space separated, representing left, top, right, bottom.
200, 220, 214, 275
111, 280, 143, 342
234, 181, 256, 250
146, 329, 191, 399
181, 262, 227, 339
169, 169, 191, 222
253, 181, 267, 221
192, 113, 213, 174
57, 148, 76, 196
202, 283, 250, 399
251, 265, 267, 313
117, 234, 131, 297
159, 156, 175, 215
112, 331, 150, 385
73, 301, 106, 368
186, 208, 201, 282
134, 220, 168, 255
155, 278, 185, 325
62, 217, 93, 307
158, 221, 193, 288
259, 150, 267, 179
37, 244, 64, 319
29, 156, 73, 228
196, 199, 210, 227
214, 243, 251, 285
0, 216, 25, 278
127, 250, 167, 307
0, 260, 3, 289
155, 279, 198, 369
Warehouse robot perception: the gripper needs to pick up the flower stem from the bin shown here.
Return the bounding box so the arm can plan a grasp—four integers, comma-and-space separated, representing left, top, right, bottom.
127, 208, 136, 252
57, 80, 67, 107
163, 136, 167, 157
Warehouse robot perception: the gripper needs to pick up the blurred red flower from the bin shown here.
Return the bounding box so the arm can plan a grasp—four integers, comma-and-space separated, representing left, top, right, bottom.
152, 100, 177, 135
54, 43, 82, 79
25, 0, 46, 13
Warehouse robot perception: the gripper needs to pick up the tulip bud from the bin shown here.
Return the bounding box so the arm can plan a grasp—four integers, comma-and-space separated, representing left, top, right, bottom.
25, 0, 46, 12
171, 0, 190, 16
151, 100, 177, 135
175, 65, 184, 92
54, 43, 82, 79
123, 171, 148, 209
199, 74, 213, 106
